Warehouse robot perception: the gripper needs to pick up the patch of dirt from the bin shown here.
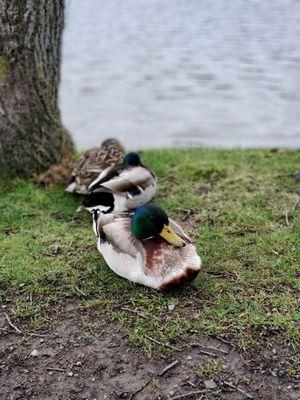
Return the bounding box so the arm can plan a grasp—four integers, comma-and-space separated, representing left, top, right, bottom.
0, 305, 299, 400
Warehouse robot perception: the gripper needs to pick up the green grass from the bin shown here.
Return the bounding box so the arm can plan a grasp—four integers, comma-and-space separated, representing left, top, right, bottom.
198, 359, 223, 379
0, 148, 299, 354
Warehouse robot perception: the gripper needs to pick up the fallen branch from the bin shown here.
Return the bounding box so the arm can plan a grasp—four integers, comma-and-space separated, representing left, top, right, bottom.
145, 335, 181, 352
4, 313, 22, 334
159, 360, 179, 376
224, 381, 253, 399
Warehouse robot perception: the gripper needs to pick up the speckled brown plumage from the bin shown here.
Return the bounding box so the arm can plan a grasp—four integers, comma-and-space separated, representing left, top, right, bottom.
35, 161, 73, 187
66, 138, 125, 194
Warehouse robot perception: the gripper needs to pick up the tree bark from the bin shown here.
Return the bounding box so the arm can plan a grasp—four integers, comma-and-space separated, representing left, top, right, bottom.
0, 0, 73, 176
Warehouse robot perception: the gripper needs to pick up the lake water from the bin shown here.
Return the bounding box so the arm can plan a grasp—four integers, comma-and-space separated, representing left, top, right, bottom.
59, 0, 300, 150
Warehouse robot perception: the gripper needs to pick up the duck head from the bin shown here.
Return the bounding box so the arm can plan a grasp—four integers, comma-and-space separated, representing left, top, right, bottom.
123, 152, 142, 166
131, 204, 185, 247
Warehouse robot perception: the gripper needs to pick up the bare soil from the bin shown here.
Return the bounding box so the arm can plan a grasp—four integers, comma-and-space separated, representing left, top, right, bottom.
0, 304, 299, 400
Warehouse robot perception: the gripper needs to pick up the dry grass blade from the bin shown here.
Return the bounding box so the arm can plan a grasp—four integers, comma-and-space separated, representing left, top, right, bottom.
191, 343, 229, 354
4, 313, 22, 334
121, 307, 148, 319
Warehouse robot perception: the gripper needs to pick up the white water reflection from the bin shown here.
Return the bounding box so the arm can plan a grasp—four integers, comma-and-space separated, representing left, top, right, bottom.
59, 0, 300, 149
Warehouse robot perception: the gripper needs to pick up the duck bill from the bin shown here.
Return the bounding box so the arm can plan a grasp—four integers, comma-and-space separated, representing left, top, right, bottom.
159, 224, 184, 247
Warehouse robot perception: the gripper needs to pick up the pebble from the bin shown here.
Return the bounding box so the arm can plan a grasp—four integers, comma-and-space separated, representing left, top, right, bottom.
76, 361, 82, 366
204, 379, 218, 389
168, 303, 176, 311
272, 348, 277, 355
30, 349, 39, 357
68, 371, 74, 377
169, 391, 175, 396
187, 355, 192, 360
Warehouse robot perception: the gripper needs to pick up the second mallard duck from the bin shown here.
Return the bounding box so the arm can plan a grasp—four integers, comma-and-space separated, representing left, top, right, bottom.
66, 138, 125, 194
84, 152, 157, 213
92, 204, 201, 290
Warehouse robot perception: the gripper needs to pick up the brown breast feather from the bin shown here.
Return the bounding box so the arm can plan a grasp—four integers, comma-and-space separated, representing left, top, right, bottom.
142, 231, 198, 290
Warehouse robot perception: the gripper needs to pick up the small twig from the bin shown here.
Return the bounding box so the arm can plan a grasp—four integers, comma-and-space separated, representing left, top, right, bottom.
159, 360, 179, 376
198, 349, 218, 358
205, 270, 235, 278
291, 199, 299, 214
46, 367, 66, 372
285, 209, 290, 226
92, 364, 104, 374
170, 390, 207, 400
95, 329, 105, 338
186, 381, 197, 388
121, 307, 148, 319
132, 377, 153, 397
28, 332, 48, 338
191, 343, 229, 354
206, 346, 228, 355
145, 335, 181, 352
190, 344, 218, 358
224, 381, 253, 399
4, 314, 48, 337
4, 313, 22, 334
217, 337, 234, 347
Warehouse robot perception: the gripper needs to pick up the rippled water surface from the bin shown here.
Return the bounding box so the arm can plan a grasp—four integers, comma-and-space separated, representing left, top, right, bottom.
59, 0, 300, 149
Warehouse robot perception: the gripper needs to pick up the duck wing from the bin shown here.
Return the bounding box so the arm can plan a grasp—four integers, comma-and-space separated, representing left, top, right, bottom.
90, 165, 156, 197
97, 216, 148, 284
89, 164, 126, 190
101, 217, 143, 258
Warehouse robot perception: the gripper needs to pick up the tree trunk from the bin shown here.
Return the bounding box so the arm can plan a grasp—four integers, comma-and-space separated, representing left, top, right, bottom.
0, 0, 73, 176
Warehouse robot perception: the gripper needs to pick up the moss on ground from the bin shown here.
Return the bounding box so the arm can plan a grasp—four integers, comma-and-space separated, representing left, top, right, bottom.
0, 148, 299, 354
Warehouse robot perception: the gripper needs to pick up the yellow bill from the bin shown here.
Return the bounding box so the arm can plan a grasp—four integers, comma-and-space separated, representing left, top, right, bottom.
160, 224, 185, 247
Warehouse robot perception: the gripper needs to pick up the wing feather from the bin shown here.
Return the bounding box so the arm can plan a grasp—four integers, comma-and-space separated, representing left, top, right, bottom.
101, 166, 155, 193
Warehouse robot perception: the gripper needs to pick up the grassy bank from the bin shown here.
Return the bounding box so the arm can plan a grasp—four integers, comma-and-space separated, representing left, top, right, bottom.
0, 148, 299, 355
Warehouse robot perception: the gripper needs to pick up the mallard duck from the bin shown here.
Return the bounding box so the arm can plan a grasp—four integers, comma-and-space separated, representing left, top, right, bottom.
84, 152, 157, 214
91, 204, 201, 290
66, 138, 125, 194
